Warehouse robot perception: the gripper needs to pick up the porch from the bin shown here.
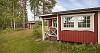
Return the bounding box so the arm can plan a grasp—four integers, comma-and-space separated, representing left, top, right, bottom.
41, 15, 58, 41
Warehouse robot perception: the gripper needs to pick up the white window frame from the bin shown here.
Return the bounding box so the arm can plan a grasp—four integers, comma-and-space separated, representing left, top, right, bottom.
61, 13, 94, 32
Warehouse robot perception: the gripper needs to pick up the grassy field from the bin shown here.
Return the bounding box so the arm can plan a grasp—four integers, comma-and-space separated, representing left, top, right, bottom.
0, 29, 54, 53
0, 29, 100, 53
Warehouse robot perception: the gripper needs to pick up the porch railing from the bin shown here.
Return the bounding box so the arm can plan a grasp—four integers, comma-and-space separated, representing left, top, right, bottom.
45, 26, 57, 39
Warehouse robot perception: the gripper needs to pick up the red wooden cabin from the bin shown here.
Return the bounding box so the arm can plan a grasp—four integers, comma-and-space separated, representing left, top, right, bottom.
25, 21, 35, 29
40, 7, 100, 43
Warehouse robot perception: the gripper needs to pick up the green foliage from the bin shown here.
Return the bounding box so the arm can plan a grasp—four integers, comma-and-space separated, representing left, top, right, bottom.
54, 42, 100, 53
0, 28, 24, 34
44, 20, 48, 26
35, 20, 47, 26
3, 28, 14, 33
15, 28, 24, 31
32, 23, 42, 38
32, 20, 48, 39
35, 20, 42, 26
0, 0, 27, 30
1, 29, 100, 53
30, 0, 56, 21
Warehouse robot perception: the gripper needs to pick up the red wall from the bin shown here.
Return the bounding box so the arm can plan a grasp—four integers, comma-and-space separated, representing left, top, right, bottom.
25, 23, 34, 29
58, 12, 98, 43
48, 20, 52, 27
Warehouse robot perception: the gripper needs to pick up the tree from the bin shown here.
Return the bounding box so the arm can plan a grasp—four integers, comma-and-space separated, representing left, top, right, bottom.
19, 0, 28, 28
30, 0, 56, 20
0, 0, 28, 30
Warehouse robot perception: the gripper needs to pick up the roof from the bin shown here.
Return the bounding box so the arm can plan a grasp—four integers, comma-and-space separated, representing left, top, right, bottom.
40, 7, 100, 17
26, 21, 35, 24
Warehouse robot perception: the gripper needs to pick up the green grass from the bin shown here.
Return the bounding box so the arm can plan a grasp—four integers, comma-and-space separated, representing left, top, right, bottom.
1, 29, 100, 53
0, 29, 51, 53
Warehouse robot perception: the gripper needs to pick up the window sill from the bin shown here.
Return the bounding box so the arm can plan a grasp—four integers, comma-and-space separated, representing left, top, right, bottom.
61, 28, 94, 32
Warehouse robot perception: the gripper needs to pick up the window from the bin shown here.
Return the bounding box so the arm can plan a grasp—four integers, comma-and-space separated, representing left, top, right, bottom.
64, 17, 74, 28
78, 16, 90, 28
61, 13, 94, 31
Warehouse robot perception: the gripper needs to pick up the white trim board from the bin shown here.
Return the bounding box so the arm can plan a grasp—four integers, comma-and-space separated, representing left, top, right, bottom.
57, 14, 59, 40
98, 11, 100, 44
42, 19, 45, 40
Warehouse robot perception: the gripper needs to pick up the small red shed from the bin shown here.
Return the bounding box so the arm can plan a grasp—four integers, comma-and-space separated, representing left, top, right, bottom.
25, 21, 35, 29
40, 7, 100, 43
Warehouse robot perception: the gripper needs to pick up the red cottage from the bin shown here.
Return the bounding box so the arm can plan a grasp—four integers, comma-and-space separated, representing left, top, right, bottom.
25, 21, 35, 29
40, 7, 100, 43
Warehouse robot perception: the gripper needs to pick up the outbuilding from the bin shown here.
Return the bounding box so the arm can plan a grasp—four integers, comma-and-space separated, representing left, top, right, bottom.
25, 21, 35, 29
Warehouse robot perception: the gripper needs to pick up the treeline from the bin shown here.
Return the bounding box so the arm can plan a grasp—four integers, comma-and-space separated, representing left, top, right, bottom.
0, 0, 56, 30
0, 0, 27, 30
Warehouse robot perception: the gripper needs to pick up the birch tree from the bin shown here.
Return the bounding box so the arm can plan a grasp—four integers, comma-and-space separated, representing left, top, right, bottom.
30, 0, 56, 20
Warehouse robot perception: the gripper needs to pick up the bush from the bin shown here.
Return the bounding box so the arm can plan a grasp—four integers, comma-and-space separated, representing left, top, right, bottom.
55, 42, 100, 53
3, 28, 13, 33
35, 20, 42, 26
32, 24, 42, 38
35, 20, 47, 26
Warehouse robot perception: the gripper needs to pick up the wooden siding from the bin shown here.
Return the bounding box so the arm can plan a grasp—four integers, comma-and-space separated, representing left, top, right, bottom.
48, 20, 52, 27
58, 12, 98, 43
25, 23, 34, 29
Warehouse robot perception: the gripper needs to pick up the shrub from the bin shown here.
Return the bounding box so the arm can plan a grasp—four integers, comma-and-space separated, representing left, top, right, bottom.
55, 42, 100, 53
3, 28, 13, 33
32, 20, 47, 39
32, 24, 42, 38
35, 20, 47, 26
35, 20, 42, 26
95, 44, 100, 52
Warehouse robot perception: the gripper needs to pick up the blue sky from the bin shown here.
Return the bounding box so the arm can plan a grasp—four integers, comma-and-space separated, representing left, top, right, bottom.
52, 0, 100, 12
28, 0, 100, 21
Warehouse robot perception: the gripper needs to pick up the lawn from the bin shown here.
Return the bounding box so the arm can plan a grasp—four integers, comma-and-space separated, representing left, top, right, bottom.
0, 29, 100, 53
0, 29, 52, 53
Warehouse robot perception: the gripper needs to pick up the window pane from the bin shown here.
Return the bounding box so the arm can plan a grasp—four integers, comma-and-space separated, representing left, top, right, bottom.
87, 16, 90, 20
71, 24, 74, 27
83, 23, 86, 27
64, 24, 66, 27
66, 24, 68, 27
87, 24, 90, 27
78, 22, 82, 27
87, 20, 90, 23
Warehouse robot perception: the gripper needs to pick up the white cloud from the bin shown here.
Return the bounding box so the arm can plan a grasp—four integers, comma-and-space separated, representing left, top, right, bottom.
52, 5, 66, 12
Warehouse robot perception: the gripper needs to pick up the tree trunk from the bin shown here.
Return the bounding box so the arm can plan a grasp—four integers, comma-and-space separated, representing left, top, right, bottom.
14, 20, 16, 30
11, 19, 13, 29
